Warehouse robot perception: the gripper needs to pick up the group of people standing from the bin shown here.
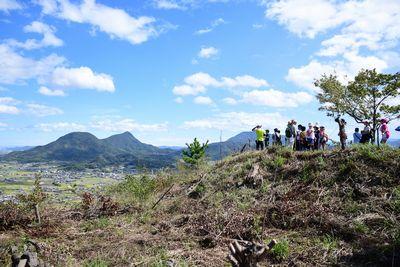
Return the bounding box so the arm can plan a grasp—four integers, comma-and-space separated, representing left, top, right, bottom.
252, 117, 399, 151
352, 118, 393, 145
252, 120, 329, 151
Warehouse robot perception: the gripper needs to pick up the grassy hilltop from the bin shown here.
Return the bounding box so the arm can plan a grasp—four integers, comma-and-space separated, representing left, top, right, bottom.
1, 145, 400, 266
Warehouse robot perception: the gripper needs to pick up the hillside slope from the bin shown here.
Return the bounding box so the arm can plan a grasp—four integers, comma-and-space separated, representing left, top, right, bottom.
1, 145, 399, 266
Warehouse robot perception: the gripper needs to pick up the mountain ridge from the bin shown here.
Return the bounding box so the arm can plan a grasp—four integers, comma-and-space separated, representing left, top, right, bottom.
2, 131, 180, 168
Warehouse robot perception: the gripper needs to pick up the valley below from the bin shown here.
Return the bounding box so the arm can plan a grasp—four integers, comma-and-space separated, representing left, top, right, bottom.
0, 162, 128, 203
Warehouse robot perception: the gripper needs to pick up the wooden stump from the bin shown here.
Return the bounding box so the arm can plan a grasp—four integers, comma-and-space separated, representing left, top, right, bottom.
244, 164, 265, 188
227, 239, 276, 267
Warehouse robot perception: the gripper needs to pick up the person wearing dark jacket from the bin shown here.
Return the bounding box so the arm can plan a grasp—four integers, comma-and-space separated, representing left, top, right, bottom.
335, 117, 347, 150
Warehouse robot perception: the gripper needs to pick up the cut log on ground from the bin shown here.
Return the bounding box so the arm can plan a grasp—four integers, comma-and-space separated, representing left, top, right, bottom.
244, 163, 265, 188
227, 239, 276, 267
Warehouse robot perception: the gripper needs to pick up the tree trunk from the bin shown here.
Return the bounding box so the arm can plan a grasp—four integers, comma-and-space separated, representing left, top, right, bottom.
34, 204, 41, 224
376, 128, 380, 147
372, 122, 377, 145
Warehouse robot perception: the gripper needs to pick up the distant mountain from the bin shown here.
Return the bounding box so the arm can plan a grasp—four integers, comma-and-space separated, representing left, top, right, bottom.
0, 146, 34, 155
206, 131, 256, 160
388, 139, 400, 148
158, 146, 184, 150
1, 132, 180, 169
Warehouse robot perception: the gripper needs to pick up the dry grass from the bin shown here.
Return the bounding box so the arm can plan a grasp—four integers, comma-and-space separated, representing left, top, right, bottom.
1, 145, 399, 266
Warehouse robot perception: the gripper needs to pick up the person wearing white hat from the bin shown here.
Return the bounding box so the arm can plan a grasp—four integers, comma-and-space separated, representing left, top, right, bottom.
305, 123, 315, 150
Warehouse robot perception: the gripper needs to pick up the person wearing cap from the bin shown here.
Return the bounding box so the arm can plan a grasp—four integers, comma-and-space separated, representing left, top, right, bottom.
360, 120, 372, 144
380, 118, 390, 144
305, 123, 315, 150
252, 125, 265, 150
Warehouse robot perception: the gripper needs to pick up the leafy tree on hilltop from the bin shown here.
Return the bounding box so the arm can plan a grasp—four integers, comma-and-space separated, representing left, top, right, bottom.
315, 69, 400, 143
182, 138, 209, 165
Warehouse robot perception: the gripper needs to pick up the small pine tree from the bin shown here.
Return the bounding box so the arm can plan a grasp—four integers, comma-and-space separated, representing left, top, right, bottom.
182, 138, 209, 165
17, 174, 46, 224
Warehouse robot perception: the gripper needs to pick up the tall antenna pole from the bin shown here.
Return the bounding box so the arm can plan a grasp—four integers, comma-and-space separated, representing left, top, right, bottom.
219, 130, 222, 161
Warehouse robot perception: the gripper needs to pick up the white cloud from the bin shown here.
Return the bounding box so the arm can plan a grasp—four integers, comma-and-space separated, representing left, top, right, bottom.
0, 97, 19, 114
0, 105, 19, 114
0, 44, 115, 94
174, 97, 183, 103
38, 86, 66, 96
0, 97, 20, 104
198, 46, 219, 59
220, 75, 268, 88
173, 72, 268, 96
26, 103, 63, 117
194, 96, 213, 105
266, 0, 400, 91
286, 53, 389, 91
182, 111, 287, 131
35, 122, 86, 132
317, 0, 400, 57
153, 0, 184, 10
90, 118, 168, 132
184, 72, 220, 87
252, 24, 264, 29
173, 84, 206, 96
48, 66, 115, 92
7, 21, 63, 50
195, 18, 226, 35
0, 44, 65, 84
241, 89, 314, 107
195, 28, 212, 35
222, 97, 237, 105
0, 122, 8, 127
36, 0, 160, 45
265, 0, 341, 38
0, 0, 22, 12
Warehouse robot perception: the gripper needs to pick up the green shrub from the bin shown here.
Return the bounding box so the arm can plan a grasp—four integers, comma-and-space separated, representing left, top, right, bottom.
270, 239, 289, 261
390, 186, 400, 213
271, 156, 286, 169
353, 221, 369, 234
112, 174, 156, 202
194, 183, 206, 194
84, 258, 108, 267
82, 217, 110, 231
300, 164, 314, 183
321, 234, 338, 251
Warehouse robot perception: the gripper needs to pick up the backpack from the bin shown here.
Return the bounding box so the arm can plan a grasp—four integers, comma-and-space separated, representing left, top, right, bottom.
285, 127, 291, 138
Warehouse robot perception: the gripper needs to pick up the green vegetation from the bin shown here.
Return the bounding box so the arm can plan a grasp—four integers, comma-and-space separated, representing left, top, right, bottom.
270, 239, 289, 261
83, 258, 109, 267
1, 145, 399, 266
182, 138, 209, 165
110, 174, 156, 204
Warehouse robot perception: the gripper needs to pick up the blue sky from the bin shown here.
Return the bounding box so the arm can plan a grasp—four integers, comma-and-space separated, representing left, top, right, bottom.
0, 0, 399, 146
